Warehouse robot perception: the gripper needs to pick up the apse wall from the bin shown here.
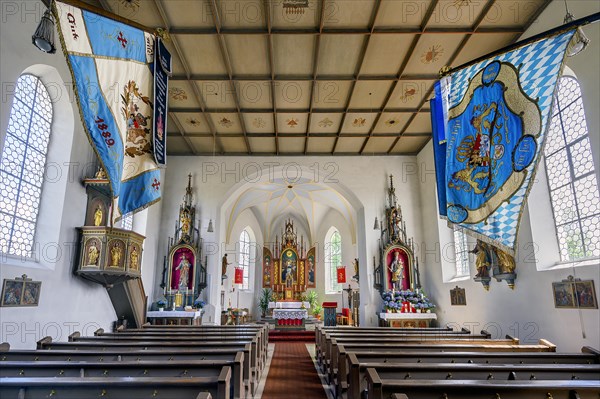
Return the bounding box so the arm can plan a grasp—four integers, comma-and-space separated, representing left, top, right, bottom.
417, 0, 600, 352
155, 156, 425, 324
0, 7, 162, 349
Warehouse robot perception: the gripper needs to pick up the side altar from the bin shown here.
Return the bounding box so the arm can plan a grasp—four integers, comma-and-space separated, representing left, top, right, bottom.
374, 176, 437, 327
159, 175, 207, 310
263, 220, 315, 301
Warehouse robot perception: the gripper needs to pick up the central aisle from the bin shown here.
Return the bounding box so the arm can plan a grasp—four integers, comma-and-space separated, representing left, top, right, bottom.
261, 343, 328, 399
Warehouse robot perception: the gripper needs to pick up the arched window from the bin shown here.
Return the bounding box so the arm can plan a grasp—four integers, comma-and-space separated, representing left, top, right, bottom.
453, 227, 470, 278
238, 229, 251, 290
325, 228, 342, 293
544, 76, 600, 262
0, 74, 53, 258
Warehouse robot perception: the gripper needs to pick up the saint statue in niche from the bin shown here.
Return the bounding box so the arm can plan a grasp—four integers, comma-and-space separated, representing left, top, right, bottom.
388, 251, 404, 291
130, 246, 139, 270
88, 241, 99, 265
94, 205, 103, 226
176, 254, 191, 291
110, 243, 122, 267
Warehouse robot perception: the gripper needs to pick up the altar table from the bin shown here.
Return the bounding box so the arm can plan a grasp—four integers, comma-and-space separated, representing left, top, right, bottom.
378, 312, 437, 328
268, 301, 310, 309
273, 308, 308, 327
147, 310, 203, 326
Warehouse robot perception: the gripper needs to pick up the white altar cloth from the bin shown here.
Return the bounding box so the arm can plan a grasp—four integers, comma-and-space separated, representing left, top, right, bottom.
273, 309, 308, 320
147, 310, 202, 318
378, 312, 437, 321
269, 301, 310, 309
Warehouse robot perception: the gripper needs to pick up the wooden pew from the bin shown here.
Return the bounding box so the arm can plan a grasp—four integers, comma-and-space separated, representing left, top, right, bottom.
0, 354, 244, 399
327, 336, 527, 385
348, 354, 600, 399
365, 367, 600, 399
318, 330, 489, 370
333, 339, 556, 395
28, 338, 258, 396
315, 326, 463, 364
119, 325, 269, 365
0, 367, 231, 399
92, 329, 267, 368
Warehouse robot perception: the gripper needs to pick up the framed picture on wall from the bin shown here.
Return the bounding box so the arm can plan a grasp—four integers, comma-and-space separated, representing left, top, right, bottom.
450, 286, 466, 306
552, 281, 576, 308
574, 280, 598, 309
1, 275, 42, 307
552, 276, 597, 309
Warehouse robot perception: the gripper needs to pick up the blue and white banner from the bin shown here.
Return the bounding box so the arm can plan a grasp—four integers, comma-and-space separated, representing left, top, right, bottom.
55, 1, 161, 219
431, 30, 576, 254
153, 37, 171, 167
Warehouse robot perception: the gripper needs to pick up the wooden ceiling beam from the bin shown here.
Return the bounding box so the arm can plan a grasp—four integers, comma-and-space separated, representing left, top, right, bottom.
168, 27, 524, 35
331, 0, 382, 154
170, 74, 440, 81
304, 0, 327, 155
263, 0, 279, 155
207, 0, 252, 155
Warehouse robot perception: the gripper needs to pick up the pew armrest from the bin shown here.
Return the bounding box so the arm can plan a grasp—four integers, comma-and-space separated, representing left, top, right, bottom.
390, 395, 409, 399
36, 336, 52, 349
539, 339, 557, 351
505, 335, 520, 344
68, 331, 80, 342
94, 328, 104, 336
0, 342, 10, 352
581, 346, 600, 359
196, 393, 212, 399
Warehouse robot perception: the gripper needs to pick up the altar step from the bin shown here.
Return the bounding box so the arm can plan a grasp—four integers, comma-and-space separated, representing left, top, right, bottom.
269, 330, 316, 342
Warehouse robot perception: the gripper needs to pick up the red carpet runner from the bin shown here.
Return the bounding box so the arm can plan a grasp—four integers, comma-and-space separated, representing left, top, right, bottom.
261, 342, 328, 399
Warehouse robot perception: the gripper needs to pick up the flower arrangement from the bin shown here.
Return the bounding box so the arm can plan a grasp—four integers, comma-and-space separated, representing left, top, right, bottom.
381, 290, 435, 313
156, 299, 167, 309
193, 299, 206, 309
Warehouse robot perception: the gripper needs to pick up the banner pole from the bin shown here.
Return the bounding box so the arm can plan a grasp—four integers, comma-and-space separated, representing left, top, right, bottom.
445, 12, 600, 76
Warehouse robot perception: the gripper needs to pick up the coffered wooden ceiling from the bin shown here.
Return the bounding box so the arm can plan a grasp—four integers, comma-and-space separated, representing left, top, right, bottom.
93, 0, 551, 156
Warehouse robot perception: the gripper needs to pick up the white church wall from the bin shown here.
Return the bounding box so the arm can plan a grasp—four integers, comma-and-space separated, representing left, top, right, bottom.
416, 0, 600, 353
156, 157, 424, 325
0, 6, 164, 348
0, 6, 114, 348
224, 208, 264, 321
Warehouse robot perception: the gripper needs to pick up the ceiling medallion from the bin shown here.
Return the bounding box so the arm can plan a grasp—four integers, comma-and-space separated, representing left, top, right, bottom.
119, 0, 140, 12
421, 45, 444, 64
352, 117, 367, 128
186, 118, 201, 127
218, 117, 233, 128
385, 119, 399, 127
399, 87, 418, 103
453, 0, 473, 9
252, 117, 266, 128
283, 0, 309, 15
287, 118, 299, 128
169, 87, 187, 101
318, 117, 333, 128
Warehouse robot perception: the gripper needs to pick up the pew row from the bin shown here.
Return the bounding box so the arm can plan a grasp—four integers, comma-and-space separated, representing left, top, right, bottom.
365, 367, 600, 399
348, 354, 600, 399
0, 354, 244, 399
0, 367, 231, 399
11, 339, 256, 397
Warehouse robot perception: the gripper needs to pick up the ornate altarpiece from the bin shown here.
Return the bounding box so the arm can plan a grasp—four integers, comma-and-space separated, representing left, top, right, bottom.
264, 220, 314, 300
161, 175, 207, 308
374, 176, 421, 293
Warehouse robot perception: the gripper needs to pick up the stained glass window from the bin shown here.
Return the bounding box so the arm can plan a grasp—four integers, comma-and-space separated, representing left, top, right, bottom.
0, 74, 53, 258
544, 76, 600, 261
325, 229, 342, 293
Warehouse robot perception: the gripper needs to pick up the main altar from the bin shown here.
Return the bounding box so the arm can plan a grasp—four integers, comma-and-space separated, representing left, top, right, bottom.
263, 220, 315, 301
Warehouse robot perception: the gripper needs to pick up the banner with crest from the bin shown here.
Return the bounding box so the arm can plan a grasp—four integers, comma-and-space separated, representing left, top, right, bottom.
430, 29, 576, 254
54, 1, 163, 219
